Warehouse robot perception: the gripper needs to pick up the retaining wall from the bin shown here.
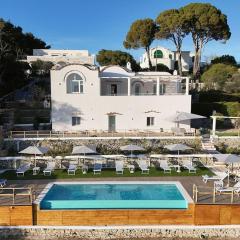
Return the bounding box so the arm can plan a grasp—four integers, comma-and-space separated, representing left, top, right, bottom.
1, 225, 240, 239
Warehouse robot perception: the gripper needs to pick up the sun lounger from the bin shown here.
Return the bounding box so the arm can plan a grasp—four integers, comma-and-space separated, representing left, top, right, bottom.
16, 163, 31, 176
138, 160, 149, 174
202, 173, 227, 183
93, 163, 102, 174
159, 160, 171, 173
115, 161, 124, 174
215, 181, 240, 195
43, 162, 55, 176
68, 164, 77, 175
0, 179, 7, 187
182, 160, 196, 173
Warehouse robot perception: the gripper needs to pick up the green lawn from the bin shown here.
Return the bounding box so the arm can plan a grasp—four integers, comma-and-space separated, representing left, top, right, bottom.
216, 131, 240, 137
0, 165, 213, 180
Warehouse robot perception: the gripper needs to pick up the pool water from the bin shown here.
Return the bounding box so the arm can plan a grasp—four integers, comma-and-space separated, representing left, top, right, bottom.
40, 183, 188, 210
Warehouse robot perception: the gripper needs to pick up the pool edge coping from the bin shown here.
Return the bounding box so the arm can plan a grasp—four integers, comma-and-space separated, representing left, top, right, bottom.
34, 180, 193, 208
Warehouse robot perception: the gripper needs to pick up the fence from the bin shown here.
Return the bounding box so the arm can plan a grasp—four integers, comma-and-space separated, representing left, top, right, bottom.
193, 184, 235, 204
8, 129, 197, 139
0, 187, 32, 205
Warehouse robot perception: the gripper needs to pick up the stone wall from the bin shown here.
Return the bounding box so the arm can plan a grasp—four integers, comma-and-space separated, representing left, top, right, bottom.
0, 226, 240, 239
5, 138, 202, 156
213, 138, 240, 154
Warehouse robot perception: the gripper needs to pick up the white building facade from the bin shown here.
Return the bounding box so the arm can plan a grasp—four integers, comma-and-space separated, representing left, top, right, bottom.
27, 49, 95, 65
140, 46, 193, 72
51, 64, 191, 132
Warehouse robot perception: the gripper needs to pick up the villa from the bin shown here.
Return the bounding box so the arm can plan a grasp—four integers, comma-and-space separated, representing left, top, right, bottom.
50, 63, 191, 132
27, 49, 95, 65
140, 46, 194, 72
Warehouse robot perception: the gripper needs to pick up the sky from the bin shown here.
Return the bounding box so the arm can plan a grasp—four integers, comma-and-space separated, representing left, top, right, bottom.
0, 0, 240, 62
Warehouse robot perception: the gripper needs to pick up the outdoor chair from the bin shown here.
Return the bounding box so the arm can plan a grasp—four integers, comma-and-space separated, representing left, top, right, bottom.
43, 162, 56, 176
115, 160, 124, 174
202, 172, 228, 183
182, 160, 197, 173
16, 163, 31, 177
171, 127, 185, 136
93, 163, 102, 174
138, 160, 149, 174
159, 160, 171, 173
214, 180, 240, 196
0, 179, 7, 187
67, 164, 77, 175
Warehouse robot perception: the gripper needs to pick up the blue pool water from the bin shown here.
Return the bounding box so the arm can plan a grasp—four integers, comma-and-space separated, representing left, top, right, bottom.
40, 183, 188, 210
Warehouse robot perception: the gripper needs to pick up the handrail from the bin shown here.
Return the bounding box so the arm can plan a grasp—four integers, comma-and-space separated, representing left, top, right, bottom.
0, 187, 32, 205
193, 185, 235, 204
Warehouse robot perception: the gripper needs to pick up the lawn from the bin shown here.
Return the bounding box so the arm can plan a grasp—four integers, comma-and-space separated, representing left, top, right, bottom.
0, 165, 213, 180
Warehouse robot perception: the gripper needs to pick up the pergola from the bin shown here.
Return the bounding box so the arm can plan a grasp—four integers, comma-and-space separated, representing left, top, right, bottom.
100, 75, 190, 96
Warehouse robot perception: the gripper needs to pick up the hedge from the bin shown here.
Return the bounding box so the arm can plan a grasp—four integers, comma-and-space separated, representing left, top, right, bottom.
192, 102, 240, 117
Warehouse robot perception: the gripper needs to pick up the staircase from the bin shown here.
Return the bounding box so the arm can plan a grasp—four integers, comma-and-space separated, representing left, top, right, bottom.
201, 135, 218, 153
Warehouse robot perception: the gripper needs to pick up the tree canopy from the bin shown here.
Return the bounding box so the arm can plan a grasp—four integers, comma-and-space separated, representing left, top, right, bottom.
201, 63, 237, 91
0, 19, 50, 97
96, 49, 140, 71
155, 9, 187, 76
123, 18, 157, 68
31, 60, 54, 76
180, 3, 231, 78
211, 55, 237, 66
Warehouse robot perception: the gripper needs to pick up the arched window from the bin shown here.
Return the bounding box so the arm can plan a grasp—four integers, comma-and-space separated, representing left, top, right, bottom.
66, 73, 84, 94
135, 84, 141, 96
169, 54, 173, 59
154, 50, 163, 59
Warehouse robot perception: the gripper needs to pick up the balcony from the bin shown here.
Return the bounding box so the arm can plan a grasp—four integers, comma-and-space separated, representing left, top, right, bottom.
100, 77, 187, 96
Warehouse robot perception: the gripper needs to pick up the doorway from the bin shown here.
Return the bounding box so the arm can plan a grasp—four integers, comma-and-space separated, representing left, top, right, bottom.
108, 115, 116, 132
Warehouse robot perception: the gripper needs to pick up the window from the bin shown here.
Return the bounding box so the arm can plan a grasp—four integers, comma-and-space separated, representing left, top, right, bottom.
154, 50, 163, 59
66, 73, 84, 94
111, 84, 117, 95
159, 83, 166, 95
169, 54, 173, 59
72, 116, 81, 126
147, 117, 154, 126
153, 84, 157, 95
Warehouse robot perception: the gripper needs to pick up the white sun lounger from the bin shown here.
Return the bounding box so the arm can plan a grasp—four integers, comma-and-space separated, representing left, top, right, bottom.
115, 161, 124, 174
159, 160, 171, 173
215, 181, 240, 195
93, 163, 102, 174
43, 162, 55, 176
68, 164, 77, 175
202, 173, 227, 183
16, 163, 31, 176
0, 179, 7, 187
138, 160, 149, 174
182, 160, 196, 173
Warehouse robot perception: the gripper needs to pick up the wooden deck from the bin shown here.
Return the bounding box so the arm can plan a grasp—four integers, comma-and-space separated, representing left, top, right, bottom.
1, 177, 240, 226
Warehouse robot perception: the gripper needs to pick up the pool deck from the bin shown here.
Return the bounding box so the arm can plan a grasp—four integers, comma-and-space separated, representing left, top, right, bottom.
0, 176, 239, 205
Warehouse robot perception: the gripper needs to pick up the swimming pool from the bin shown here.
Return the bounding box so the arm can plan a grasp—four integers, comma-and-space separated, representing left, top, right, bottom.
38, 182, 191, 210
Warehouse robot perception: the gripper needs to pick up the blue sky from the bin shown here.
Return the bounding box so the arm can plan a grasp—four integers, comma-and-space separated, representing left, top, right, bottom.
1, 0, 239, 62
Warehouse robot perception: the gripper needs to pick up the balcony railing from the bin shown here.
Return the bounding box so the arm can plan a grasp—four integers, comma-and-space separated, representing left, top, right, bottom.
8, 129, 197, 139
100, 92, 185, 96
